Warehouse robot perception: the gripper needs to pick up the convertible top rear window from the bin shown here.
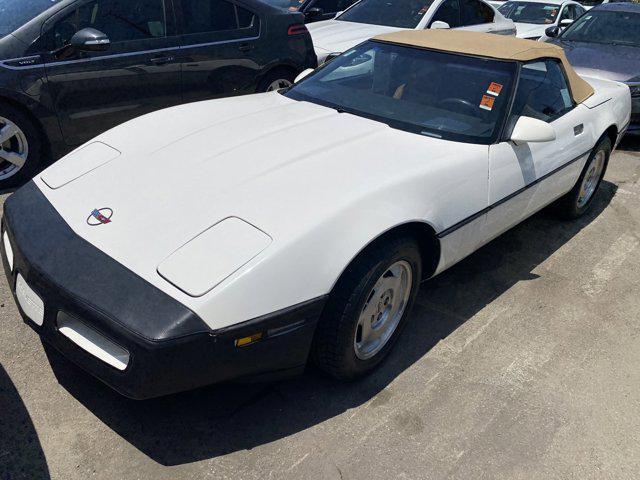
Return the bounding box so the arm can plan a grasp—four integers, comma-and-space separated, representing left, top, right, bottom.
284, 41, 517, 144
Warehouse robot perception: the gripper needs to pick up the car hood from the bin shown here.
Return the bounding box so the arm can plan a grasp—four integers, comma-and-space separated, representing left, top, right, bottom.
307, 20, 401, 57
551, 39, 640, 82
513, 22, 546, 39
35, 92, 457, 301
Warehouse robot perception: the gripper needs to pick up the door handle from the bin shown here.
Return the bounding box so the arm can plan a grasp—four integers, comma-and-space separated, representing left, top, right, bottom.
574, 124, 584, 136
238, 43, 253, 53
150, 55, 175, 65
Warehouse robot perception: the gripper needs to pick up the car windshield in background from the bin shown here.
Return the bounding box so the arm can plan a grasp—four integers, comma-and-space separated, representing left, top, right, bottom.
263, 0, 304, 11
498, 1, 561, 24
561, 10, 640, 46
337, 0, 436, 28
0, 0, 62, 38
284, 41, 517, 144
579, 0, 631, 6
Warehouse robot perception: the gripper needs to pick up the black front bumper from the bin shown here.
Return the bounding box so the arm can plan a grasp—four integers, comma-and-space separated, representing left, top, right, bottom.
2, 182, 326, 399
629, 96, 640, 134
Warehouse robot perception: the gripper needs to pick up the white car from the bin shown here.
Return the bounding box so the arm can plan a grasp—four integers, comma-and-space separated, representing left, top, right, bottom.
307, 0, 516, 63
498, 0, 586, 39
2, 31, 630, 399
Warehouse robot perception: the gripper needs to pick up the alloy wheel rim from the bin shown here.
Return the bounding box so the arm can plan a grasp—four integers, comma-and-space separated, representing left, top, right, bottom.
354, 260, 413, 360
0, 116, 28, 181
266, 79, 293, 92
577, 150, 605, 208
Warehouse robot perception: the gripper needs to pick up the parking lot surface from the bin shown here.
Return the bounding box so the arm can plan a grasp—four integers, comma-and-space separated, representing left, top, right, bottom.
2, 139, 640, 480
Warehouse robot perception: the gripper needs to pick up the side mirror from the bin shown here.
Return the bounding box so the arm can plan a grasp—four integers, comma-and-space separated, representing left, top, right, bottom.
544, 26, 562, 38
70, 28, 111, 52
430, 21, 451, 29
510, 116, 557, 145
294, 68, 314, 83
306, 7, 324, 18
559, 18, 573, 27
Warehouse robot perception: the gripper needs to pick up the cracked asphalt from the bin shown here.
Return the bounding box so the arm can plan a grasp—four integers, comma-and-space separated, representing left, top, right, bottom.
1, 138, 640, 480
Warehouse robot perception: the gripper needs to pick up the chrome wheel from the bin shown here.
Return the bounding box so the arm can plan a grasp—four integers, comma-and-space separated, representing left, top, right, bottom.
0, 116, 28, 181
266, 78, 293, 92
354, 260, 413, 360
577, 150, 606, 208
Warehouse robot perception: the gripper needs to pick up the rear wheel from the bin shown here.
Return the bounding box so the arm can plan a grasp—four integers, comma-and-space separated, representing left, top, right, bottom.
257, 69, 295, 93
553, 137, 611, 219
313, 236, 422, 380
0, 104, 45, 190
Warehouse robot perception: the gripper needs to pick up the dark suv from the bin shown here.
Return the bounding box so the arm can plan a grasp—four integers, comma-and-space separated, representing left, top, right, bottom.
0, 0, 316, 189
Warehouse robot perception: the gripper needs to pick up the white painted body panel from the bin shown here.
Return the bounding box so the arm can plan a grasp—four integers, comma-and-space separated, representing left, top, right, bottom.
514, 22, 549, 39
308, 0, 515, 63
34, 93, 488, 329
33, 74, 630, 330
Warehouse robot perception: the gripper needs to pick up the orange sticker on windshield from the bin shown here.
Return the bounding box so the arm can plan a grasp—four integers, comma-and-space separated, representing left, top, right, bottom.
479, 95, 495, 111
487, 82, 503, 97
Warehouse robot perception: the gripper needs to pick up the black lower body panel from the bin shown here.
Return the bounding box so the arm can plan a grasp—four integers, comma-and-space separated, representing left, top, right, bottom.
2, 182, 326, 399
629, 97, 640, 134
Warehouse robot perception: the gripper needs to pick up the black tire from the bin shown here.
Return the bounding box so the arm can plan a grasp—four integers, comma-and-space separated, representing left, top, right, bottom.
312, 235, 422, 380
256, 68, 296, 93
553, 137, 611, 220
0, 103, 46, 191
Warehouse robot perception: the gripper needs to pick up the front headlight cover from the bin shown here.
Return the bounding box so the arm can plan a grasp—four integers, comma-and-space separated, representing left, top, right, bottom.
157, 217, 272, 297
41, 142, 120, 189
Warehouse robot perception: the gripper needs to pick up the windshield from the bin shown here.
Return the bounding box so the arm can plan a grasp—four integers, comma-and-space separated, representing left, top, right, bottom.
0, 0, 63, 38
337, 0, 436, 28
561, 10, 640, 46
498, 1, 561, 24
284, 41, 517, 144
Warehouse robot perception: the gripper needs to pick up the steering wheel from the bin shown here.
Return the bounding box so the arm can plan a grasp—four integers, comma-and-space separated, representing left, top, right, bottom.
438, 98, 479, 116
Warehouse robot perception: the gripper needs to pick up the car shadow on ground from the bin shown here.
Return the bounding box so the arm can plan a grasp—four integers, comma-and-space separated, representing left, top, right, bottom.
0, 366, 51, 479
43, 181, 617, 467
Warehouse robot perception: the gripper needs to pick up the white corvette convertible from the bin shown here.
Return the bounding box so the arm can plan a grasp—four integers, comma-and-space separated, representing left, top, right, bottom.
2, 31, 630, 399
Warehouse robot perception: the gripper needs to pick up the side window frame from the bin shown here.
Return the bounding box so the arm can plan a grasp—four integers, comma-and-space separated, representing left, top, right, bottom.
544, 58, 576, 121
428, 0, 462, 28
32, 0, 177, 57
460, 0, 494, 26
559, 4, 573, 22
500, 58, 576, 142
174, 0, 260, 42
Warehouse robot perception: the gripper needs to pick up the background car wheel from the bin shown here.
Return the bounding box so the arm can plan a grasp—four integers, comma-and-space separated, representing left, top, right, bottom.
312, 235, 422, 380
257, 68, 296, 92
0, 104, 45, 191
553, 137, 611, 220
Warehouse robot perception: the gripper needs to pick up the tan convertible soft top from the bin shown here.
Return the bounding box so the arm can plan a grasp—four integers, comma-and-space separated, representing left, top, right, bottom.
373, 30, 594, 104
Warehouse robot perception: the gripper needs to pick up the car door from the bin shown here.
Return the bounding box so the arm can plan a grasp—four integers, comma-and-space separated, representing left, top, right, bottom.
40, 0, 182, 147
485, 60, 593, 241
176, 0, 262, 103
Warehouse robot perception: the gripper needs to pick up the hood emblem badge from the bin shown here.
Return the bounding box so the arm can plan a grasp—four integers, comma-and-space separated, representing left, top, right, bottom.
87, 208, 113, 226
